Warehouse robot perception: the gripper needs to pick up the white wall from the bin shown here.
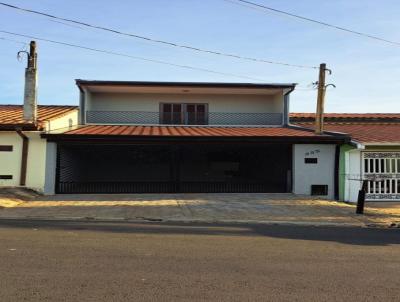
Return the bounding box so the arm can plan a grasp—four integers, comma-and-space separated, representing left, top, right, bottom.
0, 111, 78, 193
0, 131, 46, 192
46, 111, 78, 132
293, 144, 336, 199
87, 92, 284, 114
345, 149, 362, 203
0, 132, 21, 187
44, 142, 57, 195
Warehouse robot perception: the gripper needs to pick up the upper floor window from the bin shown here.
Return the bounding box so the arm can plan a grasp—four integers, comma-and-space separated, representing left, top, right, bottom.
160, 103, 208, 125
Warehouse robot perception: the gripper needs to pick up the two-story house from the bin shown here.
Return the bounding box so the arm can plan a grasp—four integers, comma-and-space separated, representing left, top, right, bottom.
40, 80, 350, 197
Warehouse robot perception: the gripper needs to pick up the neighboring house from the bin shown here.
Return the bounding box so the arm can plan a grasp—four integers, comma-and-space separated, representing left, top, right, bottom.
41, 80, 350, 197
0, 105, 78, 192
291, 113, 400, 202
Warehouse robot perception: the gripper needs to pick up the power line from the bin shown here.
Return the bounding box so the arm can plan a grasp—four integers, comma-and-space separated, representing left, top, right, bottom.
0, 29, 270, 82
0, 36, 26, 45
227, 0, 400, 47
0, 2, 317, 69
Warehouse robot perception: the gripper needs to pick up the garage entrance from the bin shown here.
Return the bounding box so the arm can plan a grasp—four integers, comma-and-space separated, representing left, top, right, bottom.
56, 143, 292, 194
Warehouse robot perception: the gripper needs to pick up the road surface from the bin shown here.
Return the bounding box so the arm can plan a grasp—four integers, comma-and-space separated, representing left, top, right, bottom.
0, 220, 399, 301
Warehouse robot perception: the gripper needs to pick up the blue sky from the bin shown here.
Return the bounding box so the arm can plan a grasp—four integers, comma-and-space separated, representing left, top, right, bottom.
0, 0, 399, 112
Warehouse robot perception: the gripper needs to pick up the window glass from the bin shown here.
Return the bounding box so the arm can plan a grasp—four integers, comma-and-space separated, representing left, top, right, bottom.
187, 104, 196, 125
172, 104, 182, 124
162, 104, 172, 124
161, 103, 207, 125
164, 104, 172, 112
196, 104, 206, 125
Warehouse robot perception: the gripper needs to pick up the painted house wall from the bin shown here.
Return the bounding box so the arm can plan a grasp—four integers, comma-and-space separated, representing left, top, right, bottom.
46, 111, 78, 132
293, 144, 336, 199
0, 132, 46, 191
0, 110, 78, 193
339, 144, 356, 201
87, 92, 283, 113
0, 132, 21, 187
84, 91, 284, 125
44, 142, 57, 195
345, 149, 362, 203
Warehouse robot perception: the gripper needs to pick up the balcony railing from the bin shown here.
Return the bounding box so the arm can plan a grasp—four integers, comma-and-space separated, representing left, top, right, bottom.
86, 110, 283, 126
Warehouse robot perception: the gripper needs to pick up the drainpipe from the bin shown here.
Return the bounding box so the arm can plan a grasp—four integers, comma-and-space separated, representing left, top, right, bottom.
334, 144, 340, 200
283, 86, 295, 126
77, 85, 85, 125
16, 129, 29, 186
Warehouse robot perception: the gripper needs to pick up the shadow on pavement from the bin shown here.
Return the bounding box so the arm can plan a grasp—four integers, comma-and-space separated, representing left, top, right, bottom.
0, 219, 399, 246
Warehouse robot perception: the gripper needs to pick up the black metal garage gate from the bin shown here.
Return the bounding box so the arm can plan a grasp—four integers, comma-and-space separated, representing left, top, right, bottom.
56, 143, 292, 194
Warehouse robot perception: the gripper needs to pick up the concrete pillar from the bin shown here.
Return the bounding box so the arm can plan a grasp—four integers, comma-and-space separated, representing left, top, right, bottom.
23, 41, 38, 123
43, 142, 57, 195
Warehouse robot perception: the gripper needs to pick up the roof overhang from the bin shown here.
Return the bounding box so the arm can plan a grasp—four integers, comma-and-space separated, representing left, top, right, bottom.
42, 135, 348, 144
363, 142, 400, 146
41, 125, 350, 144
76, 80, 297, 95
0, 123, 42, 131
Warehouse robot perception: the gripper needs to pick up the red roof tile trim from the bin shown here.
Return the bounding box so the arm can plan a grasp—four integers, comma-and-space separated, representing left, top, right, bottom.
295, 123, 400, 144
290, 112, 400, 123
290, 112, 400, 144
290, 113, 400, 119
54, 125, 335, 138
0, 105, 78, 130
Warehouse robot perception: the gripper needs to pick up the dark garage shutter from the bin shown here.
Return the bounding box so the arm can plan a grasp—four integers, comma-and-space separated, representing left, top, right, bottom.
56, 143, 292, 194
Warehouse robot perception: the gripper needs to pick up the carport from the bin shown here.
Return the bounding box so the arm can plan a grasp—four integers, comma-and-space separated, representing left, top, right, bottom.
42, 125, 346, 195
56, 142, 291, 194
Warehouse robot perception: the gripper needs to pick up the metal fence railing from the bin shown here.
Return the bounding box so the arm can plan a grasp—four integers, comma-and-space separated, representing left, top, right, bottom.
86, 110, 283, 126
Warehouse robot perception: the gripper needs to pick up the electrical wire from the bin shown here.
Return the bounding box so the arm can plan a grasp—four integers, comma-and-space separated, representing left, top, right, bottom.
0, 36, 26, 45
0, 29, 271, 82
228, 0, 400, 47
0, 2, 318, 69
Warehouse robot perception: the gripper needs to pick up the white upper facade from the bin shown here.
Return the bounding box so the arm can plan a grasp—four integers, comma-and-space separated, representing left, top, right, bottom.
77, 81, 296, 126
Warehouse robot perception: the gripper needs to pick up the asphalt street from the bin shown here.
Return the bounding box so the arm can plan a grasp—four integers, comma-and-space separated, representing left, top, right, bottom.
0, 220, 399, 301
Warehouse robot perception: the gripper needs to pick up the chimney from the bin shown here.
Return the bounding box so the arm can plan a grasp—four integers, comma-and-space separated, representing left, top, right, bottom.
23, 41, 38, 123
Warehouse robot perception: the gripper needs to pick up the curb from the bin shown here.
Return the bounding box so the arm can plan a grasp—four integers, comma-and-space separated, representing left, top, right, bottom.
0, 215, 383, 228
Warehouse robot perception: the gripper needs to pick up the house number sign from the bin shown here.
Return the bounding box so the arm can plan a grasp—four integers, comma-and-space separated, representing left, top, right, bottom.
305, 149, 321, 156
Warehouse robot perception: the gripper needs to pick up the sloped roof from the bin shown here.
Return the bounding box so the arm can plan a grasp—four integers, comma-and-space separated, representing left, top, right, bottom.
290, 113, 400, 144
290, 113, 400, 123
42, 125, 348, 143
317, 124, 400, 144
0, 105, 78, 130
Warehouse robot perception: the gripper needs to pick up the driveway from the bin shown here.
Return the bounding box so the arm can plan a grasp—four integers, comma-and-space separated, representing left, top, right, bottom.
2, 191, 398, 226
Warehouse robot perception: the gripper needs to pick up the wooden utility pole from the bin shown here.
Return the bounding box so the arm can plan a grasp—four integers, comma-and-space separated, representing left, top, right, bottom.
315, 63, 327, 134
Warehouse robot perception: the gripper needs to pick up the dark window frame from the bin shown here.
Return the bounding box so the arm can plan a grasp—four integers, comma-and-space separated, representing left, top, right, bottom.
160, 103, 208, 125
0, 145, 13, 152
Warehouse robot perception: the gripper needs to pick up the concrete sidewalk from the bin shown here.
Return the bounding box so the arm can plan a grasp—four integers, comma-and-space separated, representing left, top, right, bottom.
0, 190, 399, 227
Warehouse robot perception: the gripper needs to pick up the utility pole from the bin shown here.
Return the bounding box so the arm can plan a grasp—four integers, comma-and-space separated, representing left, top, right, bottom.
21, 41, 38, 123
315, 63, 327, 134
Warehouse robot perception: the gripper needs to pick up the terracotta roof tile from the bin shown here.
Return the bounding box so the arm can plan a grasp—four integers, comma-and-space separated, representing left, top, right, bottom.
293, 122, 400, 144
49, 125, 341, 139
289, 112, 400, 144
324, 124, 400, 144
290, 112, 400, 123
0, 105, 78, 130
